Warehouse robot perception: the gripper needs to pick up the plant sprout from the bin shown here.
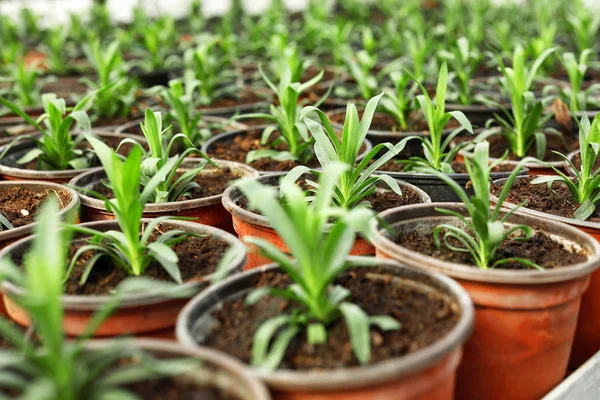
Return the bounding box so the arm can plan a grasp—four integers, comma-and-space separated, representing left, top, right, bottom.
438, 37, 485, 106
0, 93, 93, 171
0, 200, 202, 399
567, 2, 600, 54
424, 141, 541, 270
119, 108, 217, 204
234, 66, 327, 164
399, 62, 473, 173
236, 163, 400, 369
42, 25, 73, 75
379, 70, 417, 131
0, 57, 43, 107
344, 50, 379, 101
552, 50, 600, 112
135, 16, 179, 72
68, 136, 197, 285
293, 93, 411, 209
531, 113, 600, 220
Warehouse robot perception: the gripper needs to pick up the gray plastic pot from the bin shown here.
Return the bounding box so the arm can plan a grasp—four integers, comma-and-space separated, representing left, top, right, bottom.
203, 125, 373, 175
0, 181, 80, 251
0, 131, 146, 183
86, 339, 271, 400
115, 115, 248, 137
222, 173, 431, 269
176, 259, 474, 399
0, 218, 247, 337
370, 202, 600, 400
492, 174, 600, 368
69, 159, 259, 231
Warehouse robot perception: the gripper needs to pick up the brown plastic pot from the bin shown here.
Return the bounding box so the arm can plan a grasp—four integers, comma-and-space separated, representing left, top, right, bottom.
0, 131, 146, 183
491, 175, 600, 368
370, 202, 600, 400
0, 218, 247, 337
222, 173, 431, 270
69, 159, 259, 232
177, 259, 474, 400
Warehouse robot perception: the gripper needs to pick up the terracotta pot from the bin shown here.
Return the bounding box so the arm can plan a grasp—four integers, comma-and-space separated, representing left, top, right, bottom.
491, 175, 600, 369
115, 115, 248, 137
222, 173, 431, 269
0, 219, 247, 337
203, 125, 373, 175
69, 159, 259, 232
87, 339, 271, 400
370, 202, 600, 400
177, 259, 474, 400
0, 131, 146, 183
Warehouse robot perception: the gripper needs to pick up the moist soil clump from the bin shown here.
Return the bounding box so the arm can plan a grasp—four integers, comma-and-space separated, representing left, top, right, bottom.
394, 228, 586, 269
0, 187, 71, 227
492, 176, 600, 223
20, 228, 230, 295
202, 268, 460, 369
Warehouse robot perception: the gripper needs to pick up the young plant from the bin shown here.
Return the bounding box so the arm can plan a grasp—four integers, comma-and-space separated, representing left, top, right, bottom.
69, 136, 196, 284
438, 37, 485, 105
295, 93, 411, 209
183, 38, 239, 106
325, 20, 354, 68
567, 1, 600, 54
484, 46, 556, 159
531, 113, 600, 220
343, 50, 379, 101
236, 163, 400, 369
135, 16, 179, 72
235, 66, 326, 164
82, 39, 137, 119
268, 35, 309, 84
42, 25, 74, 75
0, 93, 93, 171
0, 200, 201, 399
424, 141, 541, 270
399, 62, 473, 173
379, 70, 417, 131
120, 108, 216, 204
552, 50, 600, 112
0, 57, 43, 107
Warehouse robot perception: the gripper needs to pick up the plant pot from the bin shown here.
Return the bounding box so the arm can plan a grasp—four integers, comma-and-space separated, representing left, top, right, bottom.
86, 339, 271, 399
69, 159, 259, 232
0, 218, 247, 337
491, 175, 600, 369
370, 202, 600, 400
115, 115, 247, 138
176, 259, 474, 400
130, 67, 174, 87
446, 103, 504, 128
222, 173, 431, 269
196, 86, 271, 118
0, 131, 146, 183
203, 125, 373, 175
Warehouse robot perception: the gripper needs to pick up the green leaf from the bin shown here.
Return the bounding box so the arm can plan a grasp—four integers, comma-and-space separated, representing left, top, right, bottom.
339, 302, 371, 365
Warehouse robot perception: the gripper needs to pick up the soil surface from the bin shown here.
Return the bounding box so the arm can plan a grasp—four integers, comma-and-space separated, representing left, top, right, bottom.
487, 130, 578, 162
0, 187, 71, 227
492, 176, 600, 223
126, 376, 239, 400
330, 111, 429, 133
394, 226, 586, 269
92, 167, 243, 201
207, 128, 320, 172
202, 267, 460, 369
46, 228, 229, 295
197, 90, 267, 111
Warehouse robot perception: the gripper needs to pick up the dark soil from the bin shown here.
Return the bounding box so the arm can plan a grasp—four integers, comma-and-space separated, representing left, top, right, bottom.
207, 128, 319, 172
571, 152, 600, 173
202, 267, 460, 369
394, 227, 587, 269
0, 187, 71, 227
487, 131, 578, 162
126, 376, 239, 400
492, 176, 600, 223
92, 167, 243, 201
330, 111, 429, 133
54, 229, 229, 295
197, 90, 267, 111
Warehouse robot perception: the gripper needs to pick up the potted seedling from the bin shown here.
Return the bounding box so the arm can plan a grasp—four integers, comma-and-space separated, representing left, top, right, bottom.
2, 139, 247, 337
0, 93, 142, 183
204, 65, 343, 173
490, 112, 600, 368
0, 200, 270, 399
119, 77, 247, 146
370, 141, 600, 400
71, 109, 258, 231
178, 163, 474, 399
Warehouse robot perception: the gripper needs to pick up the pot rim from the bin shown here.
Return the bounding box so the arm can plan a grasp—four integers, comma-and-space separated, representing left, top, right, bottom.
114, 115, 249, 135
370, 202, 600, 284
69, 159, 260, 212
176, 259, 474, 391
374, 167, 530, 180
86, 338, 271, 400
0, 180, 80, 242
0, 218, 247, 310
196, 86, 272, 116
0, 130, 147, 180
492, 175, 600, 231
221, 172, 432, 229
202, 125, 374, 175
